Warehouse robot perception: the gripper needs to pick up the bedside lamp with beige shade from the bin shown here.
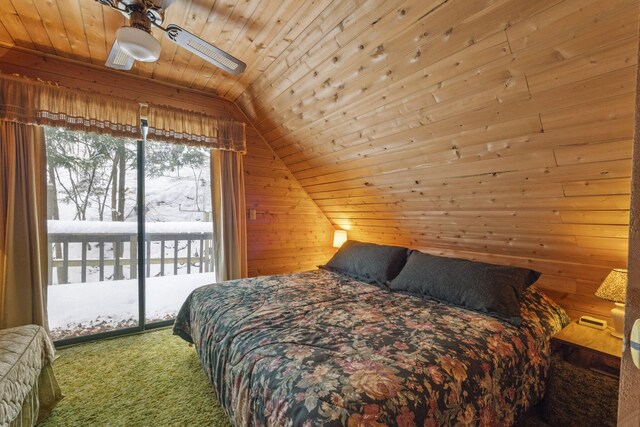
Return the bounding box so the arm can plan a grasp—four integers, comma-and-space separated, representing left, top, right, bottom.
595, 268, 627, 339
333, 230, 347, 248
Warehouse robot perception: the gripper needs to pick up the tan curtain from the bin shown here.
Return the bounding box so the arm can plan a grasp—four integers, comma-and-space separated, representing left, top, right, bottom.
0, 73, 246, 152
0, 120, 48, 330
211, 149, 247, 281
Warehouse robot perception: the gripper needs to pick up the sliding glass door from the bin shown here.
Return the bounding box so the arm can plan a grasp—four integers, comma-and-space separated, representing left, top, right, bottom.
144, 140, 214, 325
45, 128, 215, 341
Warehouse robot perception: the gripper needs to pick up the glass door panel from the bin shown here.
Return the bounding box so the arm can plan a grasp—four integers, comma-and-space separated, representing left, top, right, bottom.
45, 127, 139, 341
144, 140, 214, 324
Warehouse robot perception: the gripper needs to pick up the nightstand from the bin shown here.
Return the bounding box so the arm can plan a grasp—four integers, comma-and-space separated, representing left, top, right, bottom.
552, 320, 622, 376
542, 321, 622, 426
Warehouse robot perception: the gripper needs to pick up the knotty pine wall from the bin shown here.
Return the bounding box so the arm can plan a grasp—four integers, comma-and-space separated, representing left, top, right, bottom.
0, 47, 336, 277
236, 0, 640, 320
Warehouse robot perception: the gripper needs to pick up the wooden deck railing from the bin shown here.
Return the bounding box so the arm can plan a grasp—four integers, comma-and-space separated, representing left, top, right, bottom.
48, 230, 214, 285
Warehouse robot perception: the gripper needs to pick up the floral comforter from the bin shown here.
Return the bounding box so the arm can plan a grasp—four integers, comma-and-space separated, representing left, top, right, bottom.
173, 269, 570, 426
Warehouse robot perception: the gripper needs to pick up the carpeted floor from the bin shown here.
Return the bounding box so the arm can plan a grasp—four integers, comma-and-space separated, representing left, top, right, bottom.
41, 328, 231, 427
41, 327, 551, 426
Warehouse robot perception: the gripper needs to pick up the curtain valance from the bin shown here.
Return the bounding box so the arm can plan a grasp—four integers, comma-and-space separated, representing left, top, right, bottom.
0, 74, 246, 153
147, 106, 246, 153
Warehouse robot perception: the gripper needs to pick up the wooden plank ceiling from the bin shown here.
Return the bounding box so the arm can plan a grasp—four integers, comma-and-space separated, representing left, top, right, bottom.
0, 0, 334, 100
1, 0, 638, 319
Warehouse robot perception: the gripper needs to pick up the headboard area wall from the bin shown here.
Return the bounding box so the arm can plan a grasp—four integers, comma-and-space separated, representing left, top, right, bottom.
0, 47, 336, 278
235, 0, 640, 321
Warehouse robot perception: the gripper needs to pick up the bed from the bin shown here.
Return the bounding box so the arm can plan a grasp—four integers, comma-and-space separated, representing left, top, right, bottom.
174, 261, 569, 426
0, 324, 62, 426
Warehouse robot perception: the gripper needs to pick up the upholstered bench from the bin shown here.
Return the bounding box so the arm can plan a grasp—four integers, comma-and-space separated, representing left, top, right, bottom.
0, 325, 62, 426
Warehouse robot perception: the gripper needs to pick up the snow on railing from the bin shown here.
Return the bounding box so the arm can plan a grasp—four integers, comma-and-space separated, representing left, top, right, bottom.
47, 220, 214, 285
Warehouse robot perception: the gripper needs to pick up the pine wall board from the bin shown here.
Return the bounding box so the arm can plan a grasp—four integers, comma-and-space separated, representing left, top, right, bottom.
235, 0, 640, 321
0, 47, 336, 277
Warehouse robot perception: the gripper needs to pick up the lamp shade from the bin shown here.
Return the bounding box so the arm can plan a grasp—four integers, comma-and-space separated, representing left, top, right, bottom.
595, 268, 627, 303
333, 230, 347, 248
116, 27, 161, 62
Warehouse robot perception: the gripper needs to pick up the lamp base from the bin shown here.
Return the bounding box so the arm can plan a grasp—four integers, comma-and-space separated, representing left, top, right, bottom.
610, 303, 625, 339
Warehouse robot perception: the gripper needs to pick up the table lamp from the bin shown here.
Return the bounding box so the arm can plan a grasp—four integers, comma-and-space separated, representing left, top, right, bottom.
595, 268, 627, 339
333, 230, 347, 248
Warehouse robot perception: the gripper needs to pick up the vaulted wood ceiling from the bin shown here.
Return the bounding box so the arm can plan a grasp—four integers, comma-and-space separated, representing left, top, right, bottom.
1, 0, 638, 319
0, 0, 337, 100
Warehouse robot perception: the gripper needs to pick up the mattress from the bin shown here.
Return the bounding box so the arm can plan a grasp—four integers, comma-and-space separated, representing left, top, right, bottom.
174, 269, 569, 426
0, 325, 61, 427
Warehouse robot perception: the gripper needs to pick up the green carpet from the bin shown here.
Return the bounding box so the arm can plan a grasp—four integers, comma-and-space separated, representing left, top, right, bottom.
41, 328, 231, 427
40, 327, 550, 426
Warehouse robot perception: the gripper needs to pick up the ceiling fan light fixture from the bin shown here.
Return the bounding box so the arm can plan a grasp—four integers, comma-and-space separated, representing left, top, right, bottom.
116, 26, 161, 62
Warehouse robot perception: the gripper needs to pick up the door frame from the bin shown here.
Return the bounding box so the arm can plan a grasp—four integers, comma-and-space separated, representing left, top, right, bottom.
617, 26, 640, 425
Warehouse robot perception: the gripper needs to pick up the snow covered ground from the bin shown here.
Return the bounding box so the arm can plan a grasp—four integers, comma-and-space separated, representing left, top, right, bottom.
48, 272, 216, 339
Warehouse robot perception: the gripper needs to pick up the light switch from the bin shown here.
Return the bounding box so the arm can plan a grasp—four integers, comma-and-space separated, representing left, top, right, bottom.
249, 209, 257, 220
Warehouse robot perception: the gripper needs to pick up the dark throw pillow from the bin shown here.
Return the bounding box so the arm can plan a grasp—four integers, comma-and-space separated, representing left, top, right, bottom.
389, 251, 541, 325
321, 240, 409, 285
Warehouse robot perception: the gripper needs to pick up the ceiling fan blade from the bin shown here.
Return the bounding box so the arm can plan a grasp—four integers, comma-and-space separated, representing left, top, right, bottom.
106, 40, 135, 71
95, 0, 130, 19
164, 24, 246, 75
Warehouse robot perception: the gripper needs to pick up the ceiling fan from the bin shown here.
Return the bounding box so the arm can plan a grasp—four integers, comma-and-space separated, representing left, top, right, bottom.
95, 0, 246, 75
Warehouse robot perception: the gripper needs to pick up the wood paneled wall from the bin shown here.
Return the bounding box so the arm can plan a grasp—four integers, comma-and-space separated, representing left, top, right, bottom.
236, 0, 640, 320
0, 47, 336, 277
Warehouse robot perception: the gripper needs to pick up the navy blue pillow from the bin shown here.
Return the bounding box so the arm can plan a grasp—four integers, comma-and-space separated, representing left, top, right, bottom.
389, 251, 541, 325
321, 240, 409, 285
